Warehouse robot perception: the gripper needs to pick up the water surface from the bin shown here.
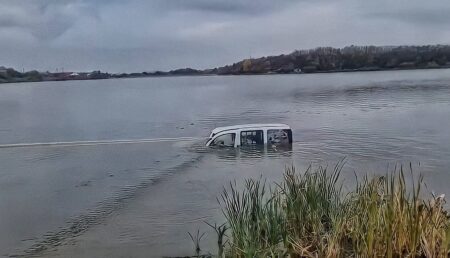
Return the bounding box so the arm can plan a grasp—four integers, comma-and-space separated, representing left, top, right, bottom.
1, 69, 450, 257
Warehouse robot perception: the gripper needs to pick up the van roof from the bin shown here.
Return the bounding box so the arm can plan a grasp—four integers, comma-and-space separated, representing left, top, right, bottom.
211, 123, 290, 135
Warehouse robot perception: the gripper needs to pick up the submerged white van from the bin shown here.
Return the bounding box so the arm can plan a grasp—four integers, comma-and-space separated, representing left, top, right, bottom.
205, 124, 292, 147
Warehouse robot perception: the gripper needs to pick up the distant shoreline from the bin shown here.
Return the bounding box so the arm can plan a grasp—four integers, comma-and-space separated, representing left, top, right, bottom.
2, 44, 450, 84
1, 66, 450, 85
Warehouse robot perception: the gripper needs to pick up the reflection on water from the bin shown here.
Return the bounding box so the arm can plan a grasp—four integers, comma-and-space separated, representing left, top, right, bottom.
1, 69, 450, 257
190, 141, 293, 163
210, 145, 293, 162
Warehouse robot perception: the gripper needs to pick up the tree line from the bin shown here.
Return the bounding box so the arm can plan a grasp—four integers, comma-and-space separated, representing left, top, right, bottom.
210, 45, 450, 74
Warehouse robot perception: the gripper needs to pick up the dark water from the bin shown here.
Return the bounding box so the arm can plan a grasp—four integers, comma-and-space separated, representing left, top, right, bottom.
1, 69, 450, 257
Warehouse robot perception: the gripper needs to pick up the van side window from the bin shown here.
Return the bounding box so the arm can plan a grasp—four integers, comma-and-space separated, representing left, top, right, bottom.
210, 133, 235, 147
240, 130, 264, 146
267, 129, 292, 145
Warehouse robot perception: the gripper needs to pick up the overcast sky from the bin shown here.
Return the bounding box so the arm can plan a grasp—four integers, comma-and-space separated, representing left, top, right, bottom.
1, 0, 449, 73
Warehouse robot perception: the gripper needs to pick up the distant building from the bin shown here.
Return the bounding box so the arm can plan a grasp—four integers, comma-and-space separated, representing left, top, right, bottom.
242, 59, 252, 72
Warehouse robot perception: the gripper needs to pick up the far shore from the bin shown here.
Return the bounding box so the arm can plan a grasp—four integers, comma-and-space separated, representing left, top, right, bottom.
1, 66, 450, 85
3, 44, 450, 85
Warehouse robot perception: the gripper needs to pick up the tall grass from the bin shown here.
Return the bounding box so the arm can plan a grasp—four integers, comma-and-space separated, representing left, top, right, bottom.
217, 164, 450, 257
220, 178, 286, 257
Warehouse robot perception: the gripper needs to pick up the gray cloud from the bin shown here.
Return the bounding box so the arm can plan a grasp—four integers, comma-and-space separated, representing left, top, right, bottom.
0, 0, 449, 72
0, 0, 99, 42
160, 0, 299, 15
368, 9, 450, 25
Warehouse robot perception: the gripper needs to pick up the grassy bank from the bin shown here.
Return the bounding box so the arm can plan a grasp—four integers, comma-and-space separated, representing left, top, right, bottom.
191, 164, 450, 257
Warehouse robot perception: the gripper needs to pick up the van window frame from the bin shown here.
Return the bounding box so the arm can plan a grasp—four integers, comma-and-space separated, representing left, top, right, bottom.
267, 129, 292, 145
209, 133, 236, 147
240, 130, 264, 146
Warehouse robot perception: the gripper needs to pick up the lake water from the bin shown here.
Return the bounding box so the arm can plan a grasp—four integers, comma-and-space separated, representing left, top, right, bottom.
1, 69, 450, 257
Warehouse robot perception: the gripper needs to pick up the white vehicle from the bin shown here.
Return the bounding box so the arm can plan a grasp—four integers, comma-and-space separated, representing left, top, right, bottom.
206, 124, 292, 147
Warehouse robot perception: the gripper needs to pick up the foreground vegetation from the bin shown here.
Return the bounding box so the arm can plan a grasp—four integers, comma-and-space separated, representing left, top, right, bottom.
193, 164, 450, 257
